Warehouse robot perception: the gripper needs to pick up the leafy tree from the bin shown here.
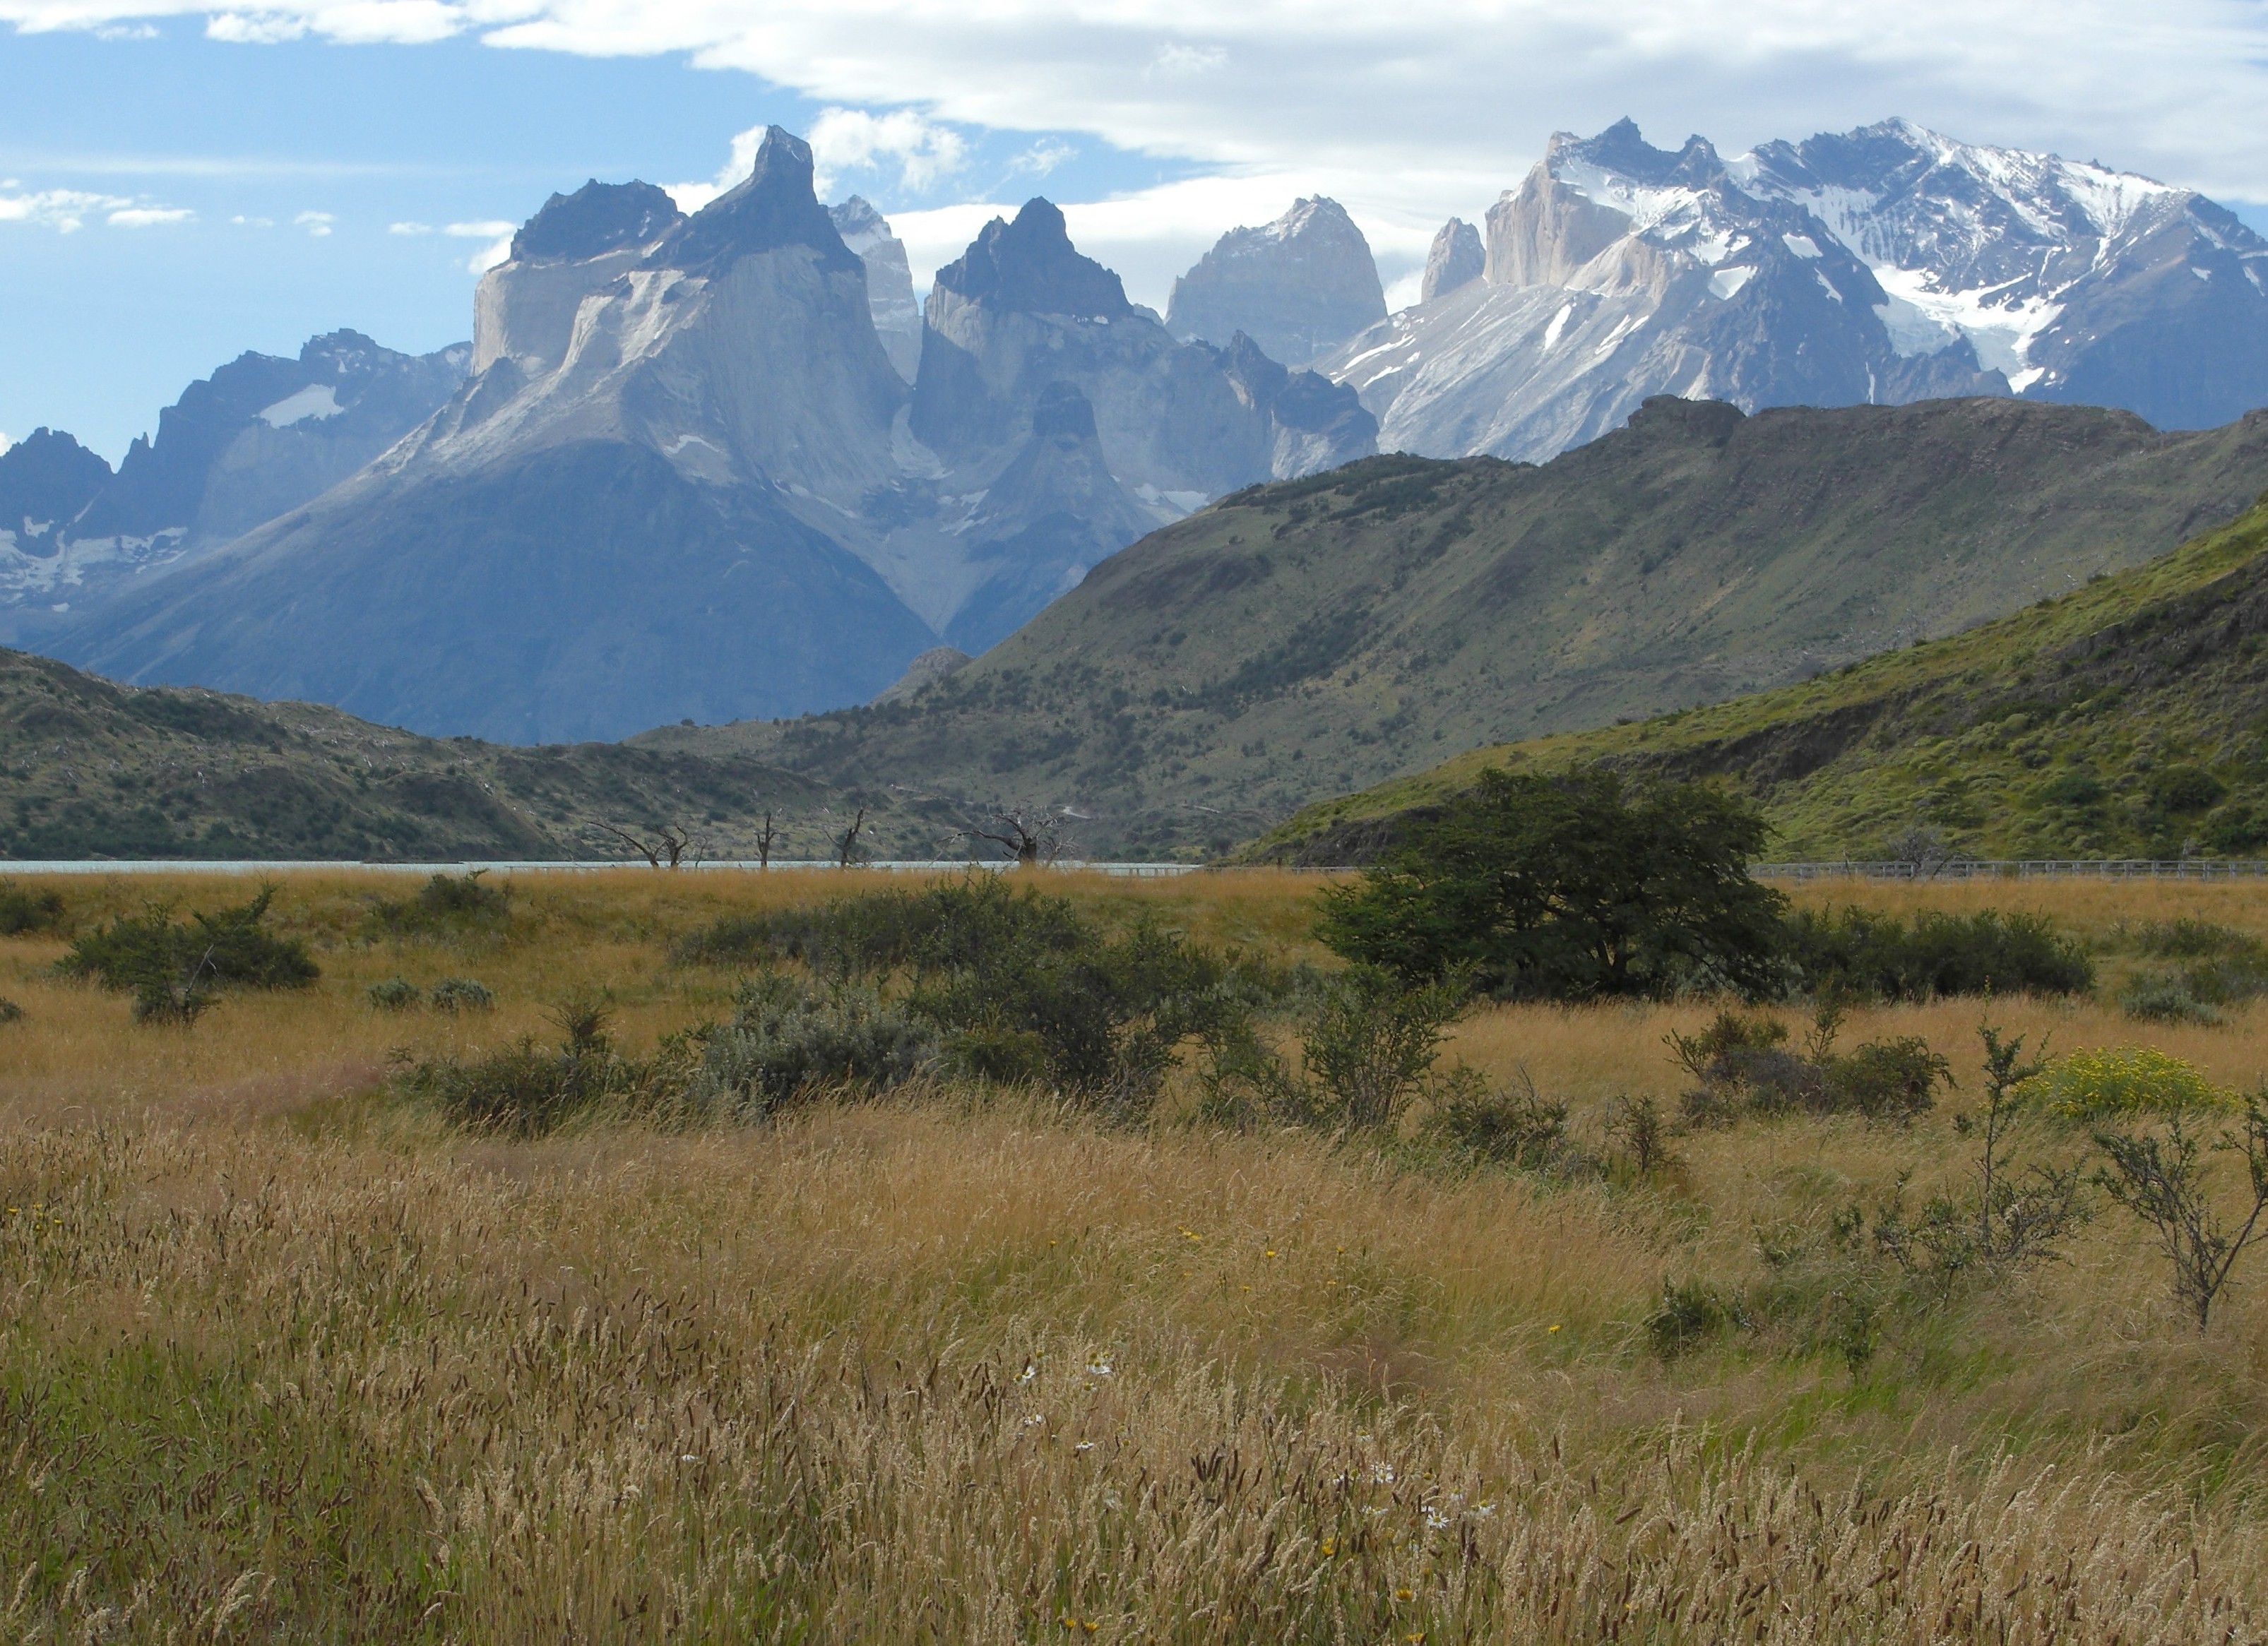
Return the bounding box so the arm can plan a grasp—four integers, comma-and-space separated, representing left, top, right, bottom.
1317, 768, 1786, 1000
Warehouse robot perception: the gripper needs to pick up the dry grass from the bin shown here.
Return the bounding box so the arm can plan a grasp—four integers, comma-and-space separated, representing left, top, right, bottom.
3, 867, 2267, 1640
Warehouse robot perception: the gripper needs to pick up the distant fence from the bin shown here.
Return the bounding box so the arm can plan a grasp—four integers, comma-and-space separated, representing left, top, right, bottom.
1752, 859, 2268, 883
0, 859, 1202, 878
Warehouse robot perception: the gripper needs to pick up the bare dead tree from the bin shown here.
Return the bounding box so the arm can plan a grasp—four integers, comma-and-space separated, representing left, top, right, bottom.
755, 809, 778, 869
835, 807, 867, 869
965, 810, 1062, 869
597, 822, 694, 869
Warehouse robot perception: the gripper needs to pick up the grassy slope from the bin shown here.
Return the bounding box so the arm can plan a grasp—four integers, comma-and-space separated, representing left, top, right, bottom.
3, 869, 2266, 1636
0, 647, 968, 861
1245, 494, 2268, 864
653, 397, 2268, 858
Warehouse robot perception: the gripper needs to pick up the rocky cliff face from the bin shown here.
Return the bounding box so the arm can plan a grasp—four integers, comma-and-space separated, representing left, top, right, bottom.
1421, 220, 1484, 302
1165, 198, 1387, 367
1323, 117, 2268, 462
1, 332, 466, 642
831, 196, 922, 383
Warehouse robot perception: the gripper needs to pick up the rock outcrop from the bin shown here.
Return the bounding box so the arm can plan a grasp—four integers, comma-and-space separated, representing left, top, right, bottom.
1166, 197, 1387, 366
1421, 220, 1485, 302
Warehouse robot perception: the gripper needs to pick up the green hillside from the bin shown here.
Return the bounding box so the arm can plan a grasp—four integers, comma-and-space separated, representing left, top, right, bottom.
0, 648, 959, 861
662, 396, 2268, 857
1243, 496, 2268, 865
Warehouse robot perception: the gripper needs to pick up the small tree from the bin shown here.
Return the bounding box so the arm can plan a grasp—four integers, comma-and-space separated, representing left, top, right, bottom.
835, 808, 868, 869
598, 822, 694, 869
966, 811, 1060, 869
1301, 965, 1469, 1129
754, 809, 778, 870
2094, 1094, 2268, 1331
1317, 768, 1786, 1000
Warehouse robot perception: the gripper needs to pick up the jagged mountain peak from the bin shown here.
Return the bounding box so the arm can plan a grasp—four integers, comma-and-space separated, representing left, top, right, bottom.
511, 179, 684, 263
829, 195, 889, 241
0, 428, 111, 535
932, 198, 1133, 319
648, 126, 855, 278
1165, 195, 1384, 366
1422, 218, 1485, 302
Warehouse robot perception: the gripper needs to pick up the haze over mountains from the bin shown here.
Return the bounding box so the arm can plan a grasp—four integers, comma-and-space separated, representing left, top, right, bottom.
2, 114, 2267, 791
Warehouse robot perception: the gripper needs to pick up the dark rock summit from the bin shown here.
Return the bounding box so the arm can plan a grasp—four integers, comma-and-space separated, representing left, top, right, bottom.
932, 198, 1134, 318
648, 126, 857, 278
0, 429, 111, 544
510, 179, 684, 263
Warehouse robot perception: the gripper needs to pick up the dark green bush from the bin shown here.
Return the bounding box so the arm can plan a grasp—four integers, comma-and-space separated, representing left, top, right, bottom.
369, 871, 511, 937
61, 887, 318, 1011
400, 996, 628, 1135
2151, 765, 2227, 814
1783, 907, 2091, 999
0, 881, 64, 936
682, 878, 1259, 1116
0, 996, 21, 1025
1319, 768, 1787, 1001
1422, 1070, 1568, 1167
1646, 1278, 1743, 1358
2116, 920, 2268, 1020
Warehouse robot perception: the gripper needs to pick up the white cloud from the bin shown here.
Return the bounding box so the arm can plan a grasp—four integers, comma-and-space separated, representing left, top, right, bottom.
294, 208, 333, 236
106, 203, 193, 225
230, 213, 275, 225
444, 218, 514, 237
6, 1, 2268, 245
204, 9, 306, 42
0, 185, 130, 231
388, 219, 433, 234
808, 106, 967, 194
1007, 138, 1076, 180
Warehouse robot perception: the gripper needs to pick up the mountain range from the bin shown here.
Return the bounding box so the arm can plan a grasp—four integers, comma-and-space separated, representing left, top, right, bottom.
1324, 118, 2268, 463
2, 114, 2266, 799
33, 130, 1373, 743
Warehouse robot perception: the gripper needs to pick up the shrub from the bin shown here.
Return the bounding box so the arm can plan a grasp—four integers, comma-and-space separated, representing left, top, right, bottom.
0, 881, 64, 936
400, 996, 627, 1135
1299, 965, 1468, 1129
428, 977, 494, 1013
0, 996, 21, 1024
1670, 1006, 1951, 1126
2021, 1046, 2234, 1121
2093, 1094, 2268, 1331
2119, 972, 2220, 1025
1646, 1278, 1742, 1359
688, 974, 937, 1120
1318, 768, 1787, 1001
1421, 1067, 1568, 1167
369, 871, 511, 936
2151, 765, 2226, 814
63, 887, 317, 994
366, 977, 422, 1012
2117, 920, 2268, 1017
1783, 907, 2091, 999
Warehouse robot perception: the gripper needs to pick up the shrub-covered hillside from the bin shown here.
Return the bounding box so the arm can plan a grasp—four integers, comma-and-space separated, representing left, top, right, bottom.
1247, 494, 2268, 864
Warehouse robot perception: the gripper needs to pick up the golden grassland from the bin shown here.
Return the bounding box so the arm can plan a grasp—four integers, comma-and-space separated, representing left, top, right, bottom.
4, 866, 2268, 1641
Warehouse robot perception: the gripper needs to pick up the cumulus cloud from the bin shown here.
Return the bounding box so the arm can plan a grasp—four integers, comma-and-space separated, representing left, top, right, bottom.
106, 204, 193, 225
807, 107, 968, 194
388, 219, 433, 234
293, 208, 333, 236
0, 185, 131, 231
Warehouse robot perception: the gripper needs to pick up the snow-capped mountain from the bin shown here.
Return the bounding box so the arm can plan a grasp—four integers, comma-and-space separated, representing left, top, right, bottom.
831, 196, 922, 383
0, 332, 466, 640
1326, 118, 2268, 461
1165, 198, 1387, 368
55, 129, 1372, 742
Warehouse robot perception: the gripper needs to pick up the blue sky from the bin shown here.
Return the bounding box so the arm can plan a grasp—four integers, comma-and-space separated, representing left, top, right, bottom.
6, 1, 2268, 463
